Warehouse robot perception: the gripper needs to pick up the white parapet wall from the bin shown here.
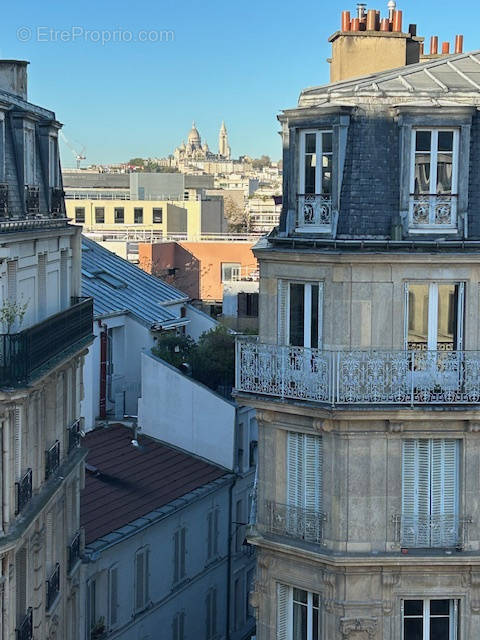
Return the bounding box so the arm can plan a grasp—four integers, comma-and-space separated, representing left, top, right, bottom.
138, 350, 236, 469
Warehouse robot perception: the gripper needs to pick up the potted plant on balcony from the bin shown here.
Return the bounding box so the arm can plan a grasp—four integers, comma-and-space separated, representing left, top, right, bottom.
0, 297, 28, 334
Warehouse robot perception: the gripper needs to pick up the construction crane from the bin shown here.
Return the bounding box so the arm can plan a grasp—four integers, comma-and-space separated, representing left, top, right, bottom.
59, 131, 86, 169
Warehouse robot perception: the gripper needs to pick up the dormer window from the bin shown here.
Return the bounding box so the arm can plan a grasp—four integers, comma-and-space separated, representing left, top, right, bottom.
297, 130, 332, 232
24, 126, 35, 186
409, 129, 459, 232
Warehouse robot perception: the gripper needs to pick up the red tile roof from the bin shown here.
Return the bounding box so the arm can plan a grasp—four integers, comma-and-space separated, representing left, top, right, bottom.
81, 424, 228, 545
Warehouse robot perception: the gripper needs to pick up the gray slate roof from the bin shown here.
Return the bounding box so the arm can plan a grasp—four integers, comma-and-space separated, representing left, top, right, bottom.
299, 50, 480, 106
81, 236, 188, 328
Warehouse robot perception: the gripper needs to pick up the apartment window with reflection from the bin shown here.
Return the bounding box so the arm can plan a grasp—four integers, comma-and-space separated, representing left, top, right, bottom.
297, 130, 332, 230
279, 282, 323, 349
75, 207, 85, 223
403, 599, 458, 639
277, 584, 321, 640
153, 207, 163, 223
405, 282, 464, 351
221, 262, 241, 282
410, 129, 459, 230
134, 207, 143, 224
95, 207, 105, 224
114, 207, 124, 224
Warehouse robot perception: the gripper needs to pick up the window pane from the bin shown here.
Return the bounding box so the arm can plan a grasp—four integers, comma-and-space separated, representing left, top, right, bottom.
289, 284, 305, 347
438, 131, 453, 152
430, 600, 450, 615
404, 619, 423, 639
305, 134, 316, 154
430, 617, 449, 640
293, 601, 307, 640
311, 284, 319, 349
416, 131, 432, 152
322, 155, 332, 195
414, 153, 431, 194
304, 154, 316, 194
437, 285, 456, 350
313, 607, 319, 640
436, 153, 452, 194
293, 588, 308, 604
322, 132, 332, 153
407, 284, 429, 350
405, 600, 424, 616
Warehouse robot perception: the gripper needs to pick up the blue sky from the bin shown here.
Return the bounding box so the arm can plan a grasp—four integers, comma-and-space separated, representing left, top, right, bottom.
1, 0, 478, 166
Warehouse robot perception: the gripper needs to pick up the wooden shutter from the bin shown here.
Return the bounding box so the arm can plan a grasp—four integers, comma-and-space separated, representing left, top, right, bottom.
135, 551, 145, 611
402, 440, 431, 547
305, 434, 322, 513
287, 432, 303, 507
276, 583, 291, 640
431, 440, 459, 546
7, 260, 17, 302
277, 280, 289, 345
38, 253, 47, 320
109, 566, 118, 627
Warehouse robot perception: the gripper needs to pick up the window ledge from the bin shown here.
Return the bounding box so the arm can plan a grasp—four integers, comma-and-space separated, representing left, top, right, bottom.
408, 227, 459, 235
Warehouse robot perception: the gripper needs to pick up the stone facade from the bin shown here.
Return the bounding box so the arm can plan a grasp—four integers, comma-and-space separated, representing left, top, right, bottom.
237, 50, 480, 640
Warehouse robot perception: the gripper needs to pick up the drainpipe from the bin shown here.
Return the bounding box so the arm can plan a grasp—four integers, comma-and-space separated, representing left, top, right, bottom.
99, 322, 107, 419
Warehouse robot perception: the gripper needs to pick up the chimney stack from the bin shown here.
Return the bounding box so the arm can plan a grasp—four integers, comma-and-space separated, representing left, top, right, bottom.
0, 60, 28, 100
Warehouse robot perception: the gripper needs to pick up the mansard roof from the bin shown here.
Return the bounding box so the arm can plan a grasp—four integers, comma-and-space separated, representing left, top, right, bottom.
299, 50, 480, 107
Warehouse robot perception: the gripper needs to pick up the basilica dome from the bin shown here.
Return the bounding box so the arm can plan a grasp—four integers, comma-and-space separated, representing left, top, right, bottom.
187, 122, 201, 146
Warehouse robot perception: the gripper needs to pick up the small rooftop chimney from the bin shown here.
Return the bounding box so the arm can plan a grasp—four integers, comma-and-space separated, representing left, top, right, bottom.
388, 0, 396, 20
0, 60, 28, 100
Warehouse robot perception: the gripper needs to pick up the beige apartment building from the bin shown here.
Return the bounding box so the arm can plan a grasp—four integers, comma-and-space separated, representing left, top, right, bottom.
0, 61, 92, 639
235, 5, 480, 639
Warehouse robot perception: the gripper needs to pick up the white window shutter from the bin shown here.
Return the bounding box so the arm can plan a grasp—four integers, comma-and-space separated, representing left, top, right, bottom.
431, 440, 459, 546
305, 434, 322, 513
7, 260, 17, 302
276, 583, 290, 640
416, 439, 431, 546
287, 432, 303, 507
14, 407, 21, 480
277, 280, 289, 345
38, 254, 47, 320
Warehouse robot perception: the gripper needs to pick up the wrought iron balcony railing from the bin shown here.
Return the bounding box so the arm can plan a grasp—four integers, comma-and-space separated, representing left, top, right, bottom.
0, 183, 8, 218
46, 563, 60, 611
68, 531, 81, 573
45, 440, 60, 481
235, 338, 480, 406
25, 185, 40, 215
68, 418, 82, 454
15, 468, 32, 515
0, 297, 93, 388
409, 193, 457, 229
51, 187, 65, 216
16, 608, 33, 640
297, 194, 332, 229
393, 514, 472, 550
264, 500, 326, 545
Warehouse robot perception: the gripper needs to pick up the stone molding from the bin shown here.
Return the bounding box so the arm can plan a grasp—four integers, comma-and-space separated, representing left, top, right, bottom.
382, 570, 400, 615
340, 617, 377, 639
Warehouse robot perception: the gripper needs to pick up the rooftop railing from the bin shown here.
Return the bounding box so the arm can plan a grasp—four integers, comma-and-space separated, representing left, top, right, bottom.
15, 469, 32, 515
236, 337, 480, 406
45, 441, 60, 481
0, 297, 93, 388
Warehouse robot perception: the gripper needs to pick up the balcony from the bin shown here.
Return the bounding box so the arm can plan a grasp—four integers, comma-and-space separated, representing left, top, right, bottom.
409, 194, 457, 231
297, 194, 332, 231
393, 514, 472, 550
15, 468, 32, 515
46, 563, 60, 611
68, 530, 81, 573
45, 440, 60, 480
25, 185, 39, 215
51, 187, 65, 216
264, 500, 326, 545
235, 338, 480, 406
16, 608, 33, 640
68, 418, 82, 454
0, 297, 93, 388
